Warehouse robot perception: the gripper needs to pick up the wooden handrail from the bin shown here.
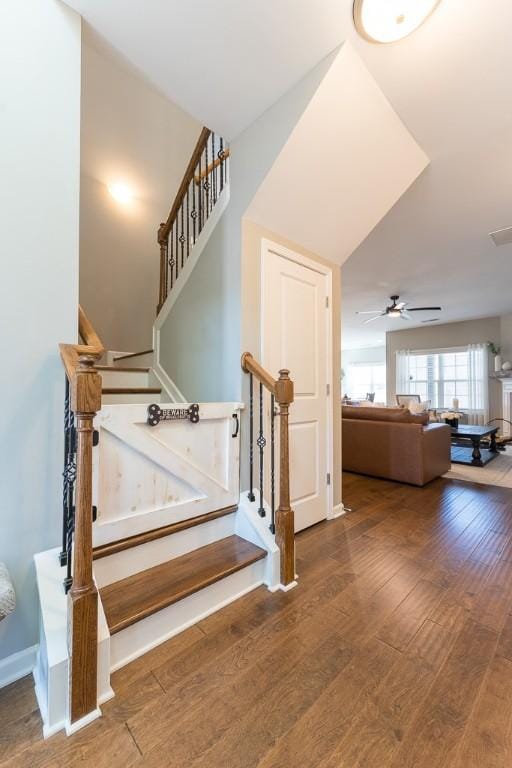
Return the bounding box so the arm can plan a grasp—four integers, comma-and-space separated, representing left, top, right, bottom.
241, 352, 277, 395
194, 149, 230, 184
59, 306, 103, 724
241, 352, 295, 587
158, 127, 211, 244
78, 305, 104, 352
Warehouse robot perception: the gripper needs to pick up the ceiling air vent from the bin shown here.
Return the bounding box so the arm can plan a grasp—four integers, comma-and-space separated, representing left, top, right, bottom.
490, 226, 512, 246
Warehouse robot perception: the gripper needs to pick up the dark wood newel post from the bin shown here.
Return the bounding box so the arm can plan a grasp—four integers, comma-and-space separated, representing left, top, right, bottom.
157, 223, 168, 314
275, 369, 295, 586
69, 354, 102, 723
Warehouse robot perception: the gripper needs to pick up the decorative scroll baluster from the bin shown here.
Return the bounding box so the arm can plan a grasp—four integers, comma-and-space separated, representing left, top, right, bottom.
157, 223, 168, 314
248, 373, 255, 502
270, 393, 276, 534
186, 189, 190, 259
211, 133, 216, 208
192, 170, 197, 244
198, 152, 203, 232
60, 376, 76, 593
175, 223, 179, 281
219, 137, 224, 193
257, 382, 266, 517
204, 138, 210, 219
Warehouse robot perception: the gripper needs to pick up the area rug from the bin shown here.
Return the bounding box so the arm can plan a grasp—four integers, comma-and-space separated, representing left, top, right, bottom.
444, 448, 512, 488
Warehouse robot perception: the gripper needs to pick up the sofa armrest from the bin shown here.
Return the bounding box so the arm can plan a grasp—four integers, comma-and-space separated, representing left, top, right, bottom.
420, 423, 452, 484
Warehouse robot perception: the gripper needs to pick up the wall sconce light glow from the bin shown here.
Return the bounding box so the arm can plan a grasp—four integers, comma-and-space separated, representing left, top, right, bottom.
353, 0, 441, 44
108, 182, 135, 205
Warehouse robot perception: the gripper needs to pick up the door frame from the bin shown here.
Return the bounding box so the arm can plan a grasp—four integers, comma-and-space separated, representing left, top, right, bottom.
260, 238, 334, 521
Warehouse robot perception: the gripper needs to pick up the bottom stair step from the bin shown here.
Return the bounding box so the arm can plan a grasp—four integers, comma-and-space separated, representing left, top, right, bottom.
100, 535, 267, 635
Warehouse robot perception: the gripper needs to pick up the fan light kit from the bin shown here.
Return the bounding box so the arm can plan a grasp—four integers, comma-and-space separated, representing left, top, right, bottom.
356, 295, 442, 324
353, 0, 441, 44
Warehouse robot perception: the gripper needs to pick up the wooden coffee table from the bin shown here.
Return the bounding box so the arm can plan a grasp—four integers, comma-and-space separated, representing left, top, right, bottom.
450, 424, 499, 467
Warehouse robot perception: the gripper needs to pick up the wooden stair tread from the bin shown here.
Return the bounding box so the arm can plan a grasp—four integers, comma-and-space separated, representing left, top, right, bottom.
100, 536, 266, 634
96, 365, 150, 373
101, 387, 161, 394
93, 505, 238, 560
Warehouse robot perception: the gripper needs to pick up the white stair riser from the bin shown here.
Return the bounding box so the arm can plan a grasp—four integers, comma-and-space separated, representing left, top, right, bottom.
108, 559, 265, 672
101, 393, 161, 405
99, 370, 150, 388
94, 514, 236, 587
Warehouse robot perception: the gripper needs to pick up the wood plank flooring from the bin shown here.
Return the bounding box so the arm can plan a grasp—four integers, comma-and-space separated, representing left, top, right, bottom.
3, 472, 512, 767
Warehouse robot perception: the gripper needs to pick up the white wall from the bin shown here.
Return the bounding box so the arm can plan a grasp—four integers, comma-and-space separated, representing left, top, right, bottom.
80, 38, 201, 352
500, 314, 512, 362
246, 42, 429, 266
0, 0, 82, 665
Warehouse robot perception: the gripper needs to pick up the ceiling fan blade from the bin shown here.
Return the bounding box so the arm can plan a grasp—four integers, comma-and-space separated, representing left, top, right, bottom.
356, 310, 383, 315
363, 313, 385, 325
407, 306, 442, 312
395, 302, 406, 310
401, 310, 412, 320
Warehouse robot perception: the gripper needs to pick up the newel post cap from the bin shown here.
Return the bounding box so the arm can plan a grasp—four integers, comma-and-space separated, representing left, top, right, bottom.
276, 369, 294, 405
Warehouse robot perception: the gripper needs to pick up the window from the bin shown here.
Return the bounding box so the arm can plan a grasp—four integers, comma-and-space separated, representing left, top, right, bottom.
344, 362, 386, 402
397, 347, 485, 410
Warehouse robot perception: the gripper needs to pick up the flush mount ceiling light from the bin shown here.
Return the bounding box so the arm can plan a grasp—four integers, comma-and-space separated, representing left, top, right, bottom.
353, 0, 441, 44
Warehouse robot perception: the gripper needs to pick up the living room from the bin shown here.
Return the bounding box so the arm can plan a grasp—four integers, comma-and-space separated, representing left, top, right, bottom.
342, 252, 512, 487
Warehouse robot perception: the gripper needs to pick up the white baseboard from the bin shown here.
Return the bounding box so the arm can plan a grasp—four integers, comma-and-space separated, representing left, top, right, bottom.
65, 707, 102, 736
0, 644, 38, 689
329, 503, 347, 520
278, 580, 298, 592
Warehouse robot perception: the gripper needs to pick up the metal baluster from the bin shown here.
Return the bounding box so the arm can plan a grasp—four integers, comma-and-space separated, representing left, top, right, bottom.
60, 376, 76, 592
198, 152, 203, 233
248, 373, 255, 502
169, 225, 174, 290
192, 168, 197, 244
211, 133, 216, 207
180, 204, 185, 268
60, 376, 72, 565
204, 138, 209, 224
219, 137, 224, 192
175, 222, 179, 280
257, 382, 266, 517
186, 187, 190, 259
270, 394, 275, 534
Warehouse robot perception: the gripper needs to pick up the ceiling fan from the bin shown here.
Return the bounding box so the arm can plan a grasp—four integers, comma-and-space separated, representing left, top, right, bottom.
356, 295, 442, 325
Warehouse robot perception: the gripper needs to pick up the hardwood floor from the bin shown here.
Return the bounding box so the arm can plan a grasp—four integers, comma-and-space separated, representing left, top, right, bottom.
2, 472, 512, 767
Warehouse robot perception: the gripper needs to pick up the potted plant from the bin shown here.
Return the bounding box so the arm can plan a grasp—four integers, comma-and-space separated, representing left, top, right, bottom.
488, 341, 502, 373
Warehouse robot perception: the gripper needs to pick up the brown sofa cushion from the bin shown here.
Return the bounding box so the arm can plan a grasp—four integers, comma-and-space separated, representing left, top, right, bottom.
342, 405, 428, 426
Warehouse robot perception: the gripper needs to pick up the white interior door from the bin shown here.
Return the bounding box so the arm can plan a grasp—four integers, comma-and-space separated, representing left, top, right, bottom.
262, 241, 331, 532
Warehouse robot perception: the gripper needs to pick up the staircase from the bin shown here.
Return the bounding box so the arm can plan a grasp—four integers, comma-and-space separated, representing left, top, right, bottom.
34, 129, 295, 739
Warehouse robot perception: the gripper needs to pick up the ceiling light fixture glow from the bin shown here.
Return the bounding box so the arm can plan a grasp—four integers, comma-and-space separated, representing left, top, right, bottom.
388, 309, 402, 317
353, 0, 441, 44
108, 182, 135, 205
